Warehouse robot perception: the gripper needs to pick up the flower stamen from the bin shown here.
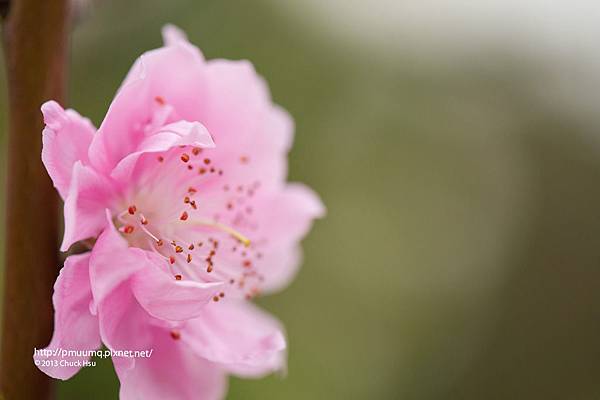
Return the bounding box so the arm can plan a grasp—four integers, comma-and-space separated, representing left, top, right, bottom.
120, 225, 135, 234
190, 219, 251, 247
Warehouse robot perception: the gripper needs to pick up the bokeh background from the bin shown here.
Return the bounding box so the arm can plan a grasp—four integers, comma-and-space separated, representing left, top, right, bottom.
2, 0, 600, 398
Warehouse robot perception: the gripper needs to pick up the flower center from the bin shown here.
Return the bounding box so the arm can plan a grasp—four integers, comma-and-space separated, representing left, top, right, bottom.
116, 201, 251, 280
111, 143, 265, 290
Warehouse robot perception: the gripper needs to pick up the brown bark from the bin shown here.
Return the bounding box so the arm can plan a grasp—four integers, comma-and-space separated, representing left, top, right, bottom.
0, 1, 70, 399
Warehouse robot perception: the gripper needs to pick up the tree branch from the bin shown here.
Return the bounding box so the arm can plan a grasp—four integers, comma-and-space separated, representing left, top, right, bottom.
0, 1, 9, 20
1, 1, 70, 399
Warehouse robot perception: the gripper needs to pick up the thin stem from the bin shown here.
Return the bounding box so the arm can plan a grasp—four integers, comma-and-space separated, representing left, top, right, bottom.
0, 1, 70, 399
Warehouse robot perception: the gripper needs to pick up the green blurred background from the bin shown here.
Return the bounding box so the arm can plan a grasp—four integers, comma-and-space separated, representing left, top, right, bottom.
2, 0, 600, 399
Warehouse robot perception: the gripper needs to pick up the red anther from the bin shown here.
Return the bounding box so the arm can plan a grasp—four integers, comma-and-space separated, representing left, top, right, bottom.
128, 205, 137, 215
141, 217, 148, 225
155, 96, 166, 105
180, 211, 188, 221
198, 167, 206, 175
190, 201, 197, 210
203, 158, 211, 165
188, 244, 195, 250
192, 147, 201, 155
157, 156, 164, 162
243, 259, 252, 268
184, 196, 190, 204
175, 246, 183, 253
175, 274, 182, 281
170, 330, 181, 340
169, 256, 176, 264
188, 187, 197, 193
156, 239, 164, 246
123, 225, 134, 234
181, 153, 190, 163
186, 254, 192, 263
212, 296, 220, 302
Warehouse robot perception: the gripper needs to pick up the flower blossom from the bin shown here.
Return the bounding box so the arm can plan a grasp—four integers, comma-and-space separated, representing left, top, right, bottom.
34, 25, 324, 399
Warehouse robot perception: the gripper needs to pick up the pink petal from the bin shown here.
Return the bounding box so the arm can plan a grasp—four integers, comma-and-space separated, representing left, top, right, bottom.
41, 101, 95, 199
34, 253, 101, 380
211, 102, 294, 190
61, 162, 117, 251
110, 120, 215, 184
200, 59, 270, 147
115, 327, 227, 400
248, 183, 324, 293
130, 259, 223, 321
255, 244, 303, 294
161, 59, 293, 197
89, 218, 158, 353
88, 211, 145, 306
161, 24, 188, 46
269, 104, 294, 155
88, 35, 206, 174
97, 283, 156, 355
182, 300, 286, 377
218, 188, 319, 296
255, 183, 325, 247
197, 60, 287, 185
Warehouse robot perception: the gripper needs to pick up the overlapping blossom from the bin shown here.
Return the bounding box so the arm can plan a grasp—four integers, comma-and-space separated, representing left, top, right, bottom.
34, 25, 323, 399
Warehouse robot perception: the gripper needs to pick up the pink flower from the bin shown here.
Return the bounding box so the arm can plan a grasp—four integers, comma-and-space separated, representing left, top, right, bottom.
34, 25, 324, 399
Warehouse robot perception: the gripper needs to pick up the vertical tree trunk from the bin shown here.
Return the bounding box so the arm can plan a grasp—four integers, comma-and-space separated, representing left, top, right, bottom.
0, 1, 69, 399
